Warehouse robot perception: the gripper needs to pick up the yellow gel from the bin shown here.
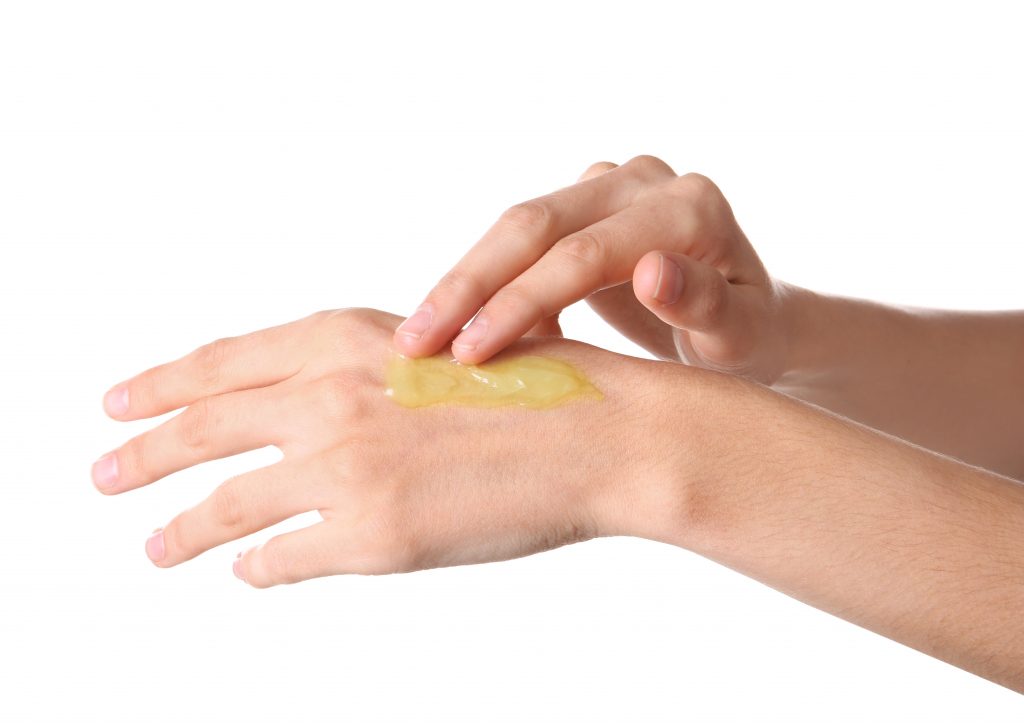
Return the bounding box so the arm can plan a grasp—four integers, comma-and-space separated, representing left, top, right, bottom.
385, 353, 603, 409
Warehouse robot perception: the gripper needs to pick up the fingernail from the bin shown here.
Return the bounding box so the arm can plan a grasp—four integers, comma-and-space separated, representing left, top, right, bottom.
233, 552, 245, 581
104, 385, 130, 417
452, 313, 488, 352
396, 304, 433, 340
146, 529, 165, 563
653, 254, 684, 305
91, 451, 119, 491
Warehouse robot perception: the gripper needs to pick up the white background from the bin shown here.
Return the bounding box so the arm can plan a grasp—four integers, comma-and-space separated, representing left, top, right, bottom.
1, 1, 1022, 722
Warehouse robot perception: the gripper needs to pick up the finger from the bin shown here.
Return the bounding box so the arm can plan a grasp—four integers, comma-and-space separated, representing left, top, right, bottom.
577, 161, 619, 180
586, 282, 679, 360
525, 314, 563, 337
393, 155, 675, 358
95, 385, 290, 495
632, 249, 749, 339
148, 460, 323, 568
235, 522, 339, 588
577, 160, 619, 181
449, 200, 679, 364
502, 162, 618, 340
103, 312, 320, 421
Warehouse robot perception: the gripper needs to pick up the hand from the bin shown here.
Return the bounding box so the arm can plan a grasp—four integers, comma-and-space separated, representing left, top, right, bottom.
92, 308, 680, 587
394, 155, 796, 384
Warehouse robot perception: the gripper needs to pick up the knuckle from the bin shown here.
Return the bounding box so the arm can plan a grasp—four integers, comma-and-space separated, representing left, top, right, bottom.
580, 160, 617, 179
500, 199, 557, 236
626, 154, 675, 179
316, 309, 392, 362
315, 376, 352, 420
160, 520, 184, 561
697, 275, 729, 328
672, 172, 719, 201
313, 372, 370, 423
160, 514, 202, 565
180, 397, 214, 451
322, 307, 375, 335
258, 540, 298, 586
491, 284, 548, 323
433, 267, 487, 304
117, 436, 148, 482
307, 308, 338, 328
192, 337, 231, 389
210, 477, 247, 530
555, 229, 606, 271
129, 371, 160, 413
256, 541, 285, 584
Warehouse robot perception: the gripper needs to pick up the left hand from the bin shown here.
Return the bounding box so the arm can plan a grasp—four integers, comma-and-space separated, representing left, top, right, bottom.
92, 308, 687, 587
393, 155, 794, 384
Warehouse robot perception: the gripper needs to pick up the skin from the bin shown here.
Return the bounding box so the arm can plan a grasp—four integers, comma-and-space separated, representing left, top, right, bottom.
94, 155, 1024, 691
93, 308, 1024, 692
93, 311, 665, 583
395, 155, 1024, 480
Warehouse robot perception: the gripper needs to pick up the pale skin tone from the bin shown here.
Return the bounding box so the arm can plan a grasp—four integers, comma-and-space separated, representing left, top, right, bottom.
396, 155, 1024, 481
95, 156, 1024, 692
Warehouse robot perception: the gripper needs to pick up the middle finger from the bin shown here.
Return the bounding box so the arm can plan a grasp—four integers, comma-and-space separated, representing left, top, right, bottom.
394, 156, 672, 357
450, 200, 680, 363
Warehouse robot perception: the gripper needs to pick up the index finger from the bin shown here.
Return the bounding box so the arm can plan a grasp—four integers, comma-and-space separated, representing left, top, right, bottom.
392, 156, 673, 358
449, 201, 679, 364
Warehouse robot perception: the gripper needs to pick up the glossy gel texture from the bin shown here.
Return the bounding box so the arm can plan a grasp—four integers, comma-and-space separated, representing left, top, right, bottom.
385, 353, 602, 409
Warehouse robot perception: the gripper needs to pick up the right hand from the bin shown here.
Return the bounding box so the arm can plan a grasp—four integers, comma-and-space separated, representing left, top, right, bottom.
393, 154, 798, 384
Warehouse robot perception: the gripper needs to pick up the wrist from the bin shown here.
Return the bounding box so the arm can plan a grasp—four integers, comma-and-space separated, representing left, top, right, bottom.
775, 282, 839, 383
606, 365, 835, 555
588, 359, 756, 551
774, 283, 927, 396
510, 339, 702, 548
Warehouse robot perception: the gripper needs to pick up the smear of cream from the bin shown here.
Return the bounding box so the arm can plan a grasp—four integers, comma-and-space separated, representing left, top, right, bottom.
385, 353, 602, 409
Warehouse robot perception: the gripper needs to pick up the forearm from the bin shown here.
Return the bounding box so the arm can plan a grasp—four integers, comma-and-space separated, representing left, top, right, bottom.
776, 285, 1024, 480
634, 372, 1024, 691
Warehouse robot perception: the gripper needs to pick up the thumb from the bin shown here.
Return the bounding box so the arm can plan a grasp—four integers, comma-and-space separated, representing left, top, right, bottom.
632, 250, 743, 337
